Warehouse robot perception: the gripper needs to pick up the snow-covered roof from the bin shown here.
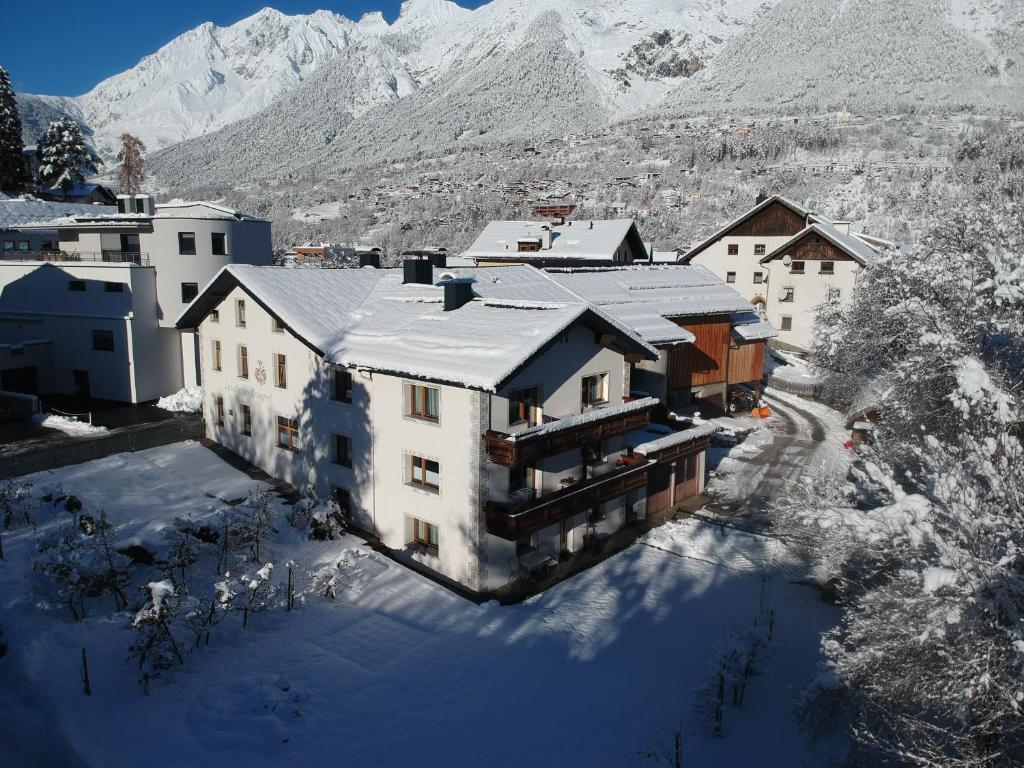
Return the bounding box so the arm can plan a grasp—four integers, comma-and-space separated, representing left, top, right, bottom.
651, 250, 680, 263
462, 219, 641, 262
543, 265, 768, 346
682, 195, 810, 261
0, 199, 116, 228
633, 422, 718, 456
508, 397, 659, 443
177, 264, 658, 392
759, 221, 878, 266
730, 313, 778, 341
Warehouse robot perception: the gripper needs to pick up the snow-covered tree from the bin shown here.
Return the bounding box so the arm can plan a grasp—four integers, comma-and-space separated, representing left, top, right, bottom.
116, 133, 146, 194
0, 65, 28, 192
37, 117, 99, 191
129, 580, 184, 692
781, 197, 1024, 766
0, 479, 36, 529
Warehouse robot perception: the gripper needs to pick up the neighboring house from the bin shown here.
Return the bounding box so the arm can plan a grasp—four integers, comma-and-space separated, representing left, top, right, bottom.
0, 195, 271, 402
681, 195, 883, 351
544, 266, 776, 411
177, 261, 717, 596
759, 221, 877, 351
37, 183, 118, 206
461, 210, 650, 267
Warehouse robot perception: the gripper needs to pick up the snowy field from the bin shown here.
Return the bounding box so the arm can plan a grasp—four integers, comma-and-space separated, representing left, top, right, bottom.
0, 442, 843, 767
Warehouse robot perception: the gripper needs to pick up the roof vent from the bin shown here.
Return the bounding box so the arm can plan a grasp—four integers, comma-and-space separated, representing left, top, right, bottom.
428, 250, 447, 268
442, 278, 475, 311
403, 255, 433, 285
358, 252, 380, 268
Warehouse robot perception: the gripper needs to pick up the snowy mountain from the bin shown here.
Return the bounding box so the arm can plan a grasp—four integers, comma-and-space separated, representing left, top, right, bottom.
659, 0, 1024, 115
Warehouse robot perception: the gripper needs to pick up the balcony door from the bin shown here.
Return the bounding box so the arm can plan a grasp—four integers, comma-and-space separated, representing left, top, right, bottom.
673, 453, 700, 503
646, 463, 672, 515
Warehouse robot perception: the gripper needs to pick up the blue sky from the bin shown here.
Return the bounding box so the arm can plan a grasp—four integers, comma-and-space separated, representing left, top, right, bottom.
4, 1, 485, 96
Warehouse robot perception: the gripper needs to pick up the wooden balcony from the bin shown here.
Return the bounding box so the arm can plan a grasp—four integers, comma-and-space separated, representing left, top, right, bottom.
485, 398, 657, 467
485, 461, 650, 540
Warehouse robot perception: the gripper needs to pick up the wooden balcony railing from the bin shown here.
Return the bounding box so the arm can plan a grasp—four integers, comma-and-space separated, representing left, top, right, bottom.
485, 461, 650, 540
485, 398, 657, 467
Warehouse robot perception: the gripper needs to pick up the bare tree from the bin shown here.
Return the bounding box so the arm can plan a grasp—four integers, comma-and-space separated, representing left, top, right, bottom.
116, 133, 146, 194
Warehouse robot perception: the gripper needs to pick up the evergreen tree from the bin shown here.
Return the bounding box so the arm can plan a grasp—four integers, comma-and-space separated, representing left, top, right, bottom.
37, 117, 98, 191
0, 65, 28, 192
116, 133, 146, 194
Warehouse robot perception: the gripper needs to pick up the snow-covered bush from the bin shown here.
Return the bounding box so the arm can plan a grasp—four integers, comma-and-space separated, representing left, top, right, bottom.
0, 479, 35, 529
233, 563, 277, 629
129, 580, 185, 692
33, 511, 131, 620
217, 489, 278, 567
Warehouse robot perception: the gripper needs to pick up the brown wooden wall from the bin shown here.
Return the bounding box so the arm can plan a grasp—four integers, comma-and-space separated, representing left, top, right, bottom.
774, 232, 854, 262
730, 200, 806, 238
668, 317, 731, 388
727, 340, 765, 385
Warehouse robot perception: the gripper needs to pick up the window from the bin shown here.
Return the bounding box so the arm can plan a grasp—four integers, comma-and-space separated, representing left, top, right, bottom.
754, 243, 766, 256
407, 383, 439, 421
211, 232, 227, 256
240, 404, 252, 436
333, 434, 351, 467
1, 241, 11, 251
276, 416, 300, 452
238, 345, 249, 379
332, 369, 352, 403
727, 243, 739, 256
211, 340, 222, 371
820, 261, 835, 274
780, 316, 793, 331
68, 280, 86, 292
210, 309, 220, 323
408, 454, 440, 491
507, 386, 539, 426
235, 299, 246, 327
273, 353, 287, 389
509, 464, 535, 495
581, 373, 608, 407
104, 282, 124, 293
753, 271, 764, 284
181, 282, 199, 303
214, 396, 225, 427
134, 197, 145, 214
518, 240, 541, 253
781, 287, 795, 302
17, 241, 29, 251
726, 271, 737, 284
272, 317, 285, 333
828, 288, 842, 302
410, 517, 439, 555
178, 232, 197, 255
790, 260, 805, 273
91, 330, 114, 351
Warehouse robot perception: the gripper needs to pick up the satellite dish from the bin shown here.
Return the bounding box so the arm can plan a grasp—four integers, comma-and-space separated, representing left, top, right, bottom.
777, 287, 790, 301
782, 254, 792, 266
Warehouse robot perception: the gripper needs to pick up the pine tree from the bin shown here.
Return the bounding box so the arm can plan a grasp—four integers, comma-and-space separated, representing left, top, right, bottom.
116, 133, 146, 194
37, 117, 98, 191
0, 65, 28, 192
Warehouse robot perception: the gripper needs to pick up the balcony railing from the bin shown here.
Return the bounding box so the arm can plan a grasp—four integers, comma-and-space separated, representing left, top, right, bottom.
485, 460, 650, 540
485, 397, 658, 467
0, 250, 150, 266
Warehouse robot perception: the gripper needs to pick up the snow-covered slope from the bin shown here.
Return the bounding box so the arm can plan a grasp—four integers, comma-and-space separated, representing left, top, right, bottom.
660, 0, 1024, 115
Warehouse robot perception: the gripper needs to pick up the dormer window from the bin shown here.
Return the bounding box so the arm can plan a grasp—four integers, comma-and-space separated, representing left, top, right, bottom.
517, 239, 541, 253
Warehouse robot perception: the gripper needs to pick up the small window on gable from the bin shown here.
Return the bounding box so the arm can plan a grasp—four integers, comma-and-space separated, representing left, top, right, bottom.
210, 309, 220, 323
790, 260, 805, 273
581, 373, 608, 407
820, 261, 835, 274
236, 299, 246, 327
274, 353, 287, 389
272, 317, 285, 333
754, 243, 766, 256
727, 243, 739, 256
332, 369, 353, 403
508, 387, 539, 426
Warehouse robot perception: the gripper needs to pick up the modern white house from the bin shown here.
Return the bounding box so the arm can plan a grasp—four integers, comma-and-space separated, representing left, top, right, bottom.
460, 205, 651, 267
178, 261, 719, 596
681, 195, 883, 351
0, 195, 272, 402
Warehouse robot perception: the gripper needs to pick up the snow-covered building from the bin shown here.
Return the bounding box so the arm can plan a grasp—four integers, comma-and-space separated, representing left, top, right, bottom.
178, 261, 717, 595
544, 266, 776, 411
681, 195, 883, 350
461, 217, 650, 267
0, 195, 271, 402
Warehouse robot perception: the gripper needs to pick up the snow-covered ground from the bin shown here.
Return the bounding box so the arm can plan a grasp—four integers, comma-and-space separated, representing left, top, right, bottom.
0, 441, 844, 767
31, 413, 108, 436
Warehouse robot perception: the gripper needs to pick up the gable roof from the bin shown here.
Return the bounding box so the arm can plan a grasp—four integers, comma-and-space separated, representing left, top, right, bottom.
462, 219, 644, 262
177, 264, 657, 393
543, 265, 770, 347
681, 196, 810, 262
759, 221, 878, 266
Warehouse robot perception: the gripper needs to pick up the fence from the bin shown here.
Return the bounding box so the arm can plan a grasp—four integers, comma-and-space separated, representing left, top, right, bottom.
0, 415, 203, 480
765, 374, 824, 398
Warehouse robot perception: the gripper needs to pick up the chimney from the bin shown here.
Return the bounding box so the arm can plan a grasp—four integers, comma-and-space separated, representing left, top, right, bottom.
116, 194, 132, 214
358, 251, 380, 268
541, 225, 552, 250
134, 194, 156, 216
403, 255, 433, 285
428, 250, 447, 268
833, 221, 850, 235
442, 278, 474, 311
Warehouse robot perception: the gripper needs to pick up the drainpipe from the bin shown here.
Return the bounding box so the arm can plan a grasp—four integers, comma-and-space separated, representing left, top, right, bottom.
124, 313, 138, 403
